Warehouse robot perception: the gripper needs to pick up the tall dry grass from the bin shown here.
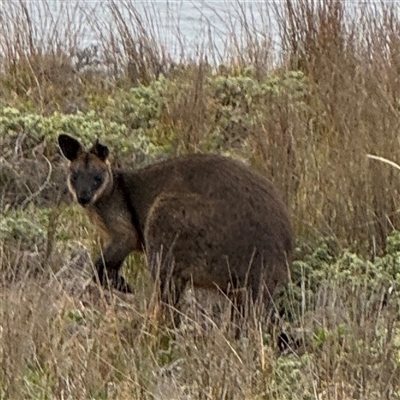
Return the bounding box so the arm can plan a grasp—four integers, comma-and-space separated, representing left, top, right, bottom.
273, 0, 400, 250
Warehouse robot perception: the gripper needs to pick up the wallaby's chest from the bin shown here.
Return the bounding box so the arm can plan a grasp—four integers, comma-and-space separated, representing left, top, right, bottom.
86, 202, 141, 251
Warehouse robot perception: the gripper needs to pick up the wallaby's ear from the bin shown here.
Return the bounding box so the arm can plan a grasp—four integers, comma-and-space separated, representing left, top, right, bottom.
58, 134, 83, 161
90, 139, 109, 161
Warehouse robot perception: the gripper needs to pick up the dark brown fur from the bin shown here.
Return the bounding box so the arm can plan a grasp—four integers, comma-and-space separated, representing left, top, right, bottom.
58, 134, 293, 314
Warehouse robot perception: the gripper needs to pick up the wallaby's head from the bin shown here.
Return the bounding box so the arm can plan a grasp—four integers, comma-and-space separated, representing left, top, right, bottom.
58, 134, 113, 207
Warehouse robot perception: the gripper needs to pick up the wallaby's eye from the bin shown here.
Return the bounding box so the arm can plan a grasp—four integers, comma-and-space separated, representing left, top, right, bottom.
70, 172, 78, 183
94, 174, 103, 186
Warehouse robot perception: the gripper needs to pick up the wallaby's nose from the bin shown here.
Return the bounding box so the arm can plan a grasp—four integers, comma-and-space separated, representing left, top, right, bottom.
77, 193, 91, 206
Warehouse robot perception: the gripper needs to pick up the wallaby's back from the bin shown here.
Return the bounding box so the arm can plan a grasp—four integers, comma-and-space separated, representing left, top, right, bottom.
122, 154, 293, 303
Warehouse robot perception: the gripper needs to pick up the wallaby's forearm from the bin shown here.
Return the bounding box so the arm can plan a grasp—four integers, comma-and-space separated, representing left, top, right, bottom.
94, 243, 133, 293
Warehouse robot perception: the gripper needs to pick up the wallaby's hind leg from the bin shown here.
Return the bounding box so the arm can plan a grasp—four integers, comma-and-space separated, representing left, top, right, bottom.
94, 240, 134, 293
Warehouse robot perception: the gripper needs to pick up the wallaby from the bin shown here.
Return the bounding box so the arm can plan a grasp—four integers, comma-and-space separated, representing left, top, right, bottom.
58, 134, 293, 316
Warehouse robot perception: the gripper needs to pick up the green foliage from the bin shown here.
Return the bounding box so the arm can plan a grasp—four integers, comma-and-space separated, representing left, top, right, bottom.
0, 70, 310, 175
386, 229, 400, 254
0, 206, 50, 249
313, 324, 347, 348
210, 70, 307, 107
0, 106, 167, 165
276, 232, 400, 356
290, 231, 400, 296
102, 77, 168, 130
22, 364, 53, 400
206, 70, 309, 151
100, 77, 175, 158
0, 205, 90, 248
270, 354, 316, 399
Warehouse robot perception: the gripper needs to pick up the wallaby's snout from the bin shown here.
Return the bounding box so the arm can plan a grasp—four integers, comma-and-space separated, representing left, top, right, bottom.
76, 191, 92, 207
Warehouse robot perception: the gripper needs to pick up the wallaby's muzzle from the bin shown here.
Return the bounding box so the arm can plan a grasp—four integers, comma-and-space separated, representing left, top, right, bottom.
77, 192, 92, 206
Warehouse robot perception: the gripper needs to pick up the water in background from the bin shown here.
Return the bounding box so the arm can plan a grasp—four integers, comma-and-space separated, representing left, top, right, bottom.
3, 1, 394, 63
10, 1, 279, 61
